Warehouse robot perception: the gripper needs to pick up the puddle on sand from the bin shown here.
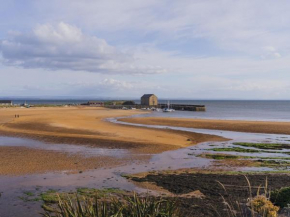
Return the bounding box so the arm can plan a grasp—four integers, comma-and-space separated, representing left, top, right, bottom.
0, 136, 128, 158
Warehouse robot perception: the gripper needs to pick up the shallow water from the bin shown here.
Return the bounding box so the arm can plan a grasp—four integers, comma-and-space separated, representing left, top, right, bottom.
109, 116, 290, 169
0, 136, 128, 158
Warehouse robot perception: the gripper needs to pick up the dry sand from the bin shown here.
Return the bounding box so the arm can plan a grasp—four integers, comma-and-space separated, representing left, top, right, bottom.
0, 107, 225, 175
122, 117, 290, 135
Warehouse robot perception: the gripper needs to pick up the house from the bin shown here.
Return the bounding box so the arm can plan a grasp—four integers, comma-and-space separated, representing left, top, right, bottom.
87, 101, 104, 107
0, 100, 12, 106
141, 94, 158, 106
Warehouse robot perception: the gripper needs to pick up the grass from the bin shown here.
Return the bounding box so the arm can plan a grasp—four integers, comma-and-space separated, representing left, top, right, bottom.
76, 187, 126, 198
198, 153, 290, 161
210, 147, 262, 153
18, 176, 290, 217
217, 176, 279, 217
19, 195, 41, 202
197, 153, 290, 169
198, 154, 240, 160
39, 187, 130, 213
258, 159, 290, 168
41, 190, 60, 203
19, 190, 41, 202
210, 147, 290, 155
42, 192, 180, 217
203, 154, 290, 160
233, 142, 290, 150
24, 191, 35, 197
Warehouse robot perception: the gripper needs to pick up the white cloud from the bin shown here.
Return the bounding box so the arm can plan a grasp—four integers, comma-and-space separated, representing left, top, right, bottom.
261, 46, 282, 59
37, 0, 290, 57
0, 22, 166, 75
100, 78, 133, 90
2, 1, 290, 99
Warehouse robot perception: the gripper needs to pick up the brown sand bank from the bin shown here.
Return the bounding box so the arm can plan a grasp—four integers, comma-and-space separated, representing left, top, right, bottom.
0, 146, 126, 176
0, 107, 225, 175
122, 117, 290, 135
0, 107, 225, 153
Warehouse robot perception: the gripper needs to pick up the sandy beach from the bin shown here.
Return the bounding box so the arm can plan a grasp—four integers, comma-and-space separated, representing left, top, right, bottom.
122, 117, 290, 135
0, 146, 127, 175
0, 107, 225, 175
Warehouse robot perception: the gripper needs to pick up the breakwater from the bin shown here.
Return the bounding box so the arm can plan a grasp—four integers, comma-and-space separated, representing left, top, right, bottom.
105, 104, 206, 111
159, 104, 206, 111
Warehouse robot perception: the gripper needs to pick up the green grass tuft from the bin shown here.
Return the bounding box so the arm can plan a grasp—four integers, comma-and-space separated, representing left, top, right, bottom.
42, 192, 180, 217
233, 142, 290, 150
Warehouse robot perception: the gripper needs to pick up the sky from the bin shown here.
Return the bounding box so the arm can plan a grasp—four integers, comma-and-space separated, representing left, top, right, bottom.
0, 0, 290, 100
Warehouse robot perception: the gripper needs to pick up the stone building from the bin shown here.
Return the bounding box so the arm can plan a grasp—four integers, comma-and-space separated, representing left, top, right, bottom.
141, 94, 158, 106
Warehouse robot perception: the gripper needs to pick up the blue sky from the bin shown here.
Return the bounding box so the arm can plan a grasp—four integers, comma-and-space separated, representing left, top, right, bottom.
1, 0, 290, 99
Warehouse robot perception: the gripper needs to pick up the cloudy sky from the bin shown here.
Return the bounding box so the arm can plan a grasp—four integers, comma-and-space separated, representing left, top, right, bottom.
0, 0, 290, 99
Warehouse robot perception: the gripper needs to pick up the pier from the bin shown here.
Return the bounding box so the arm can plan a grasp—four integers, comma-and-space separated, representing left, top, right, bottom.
105, 103, 206, 111
159, 104, 206, 111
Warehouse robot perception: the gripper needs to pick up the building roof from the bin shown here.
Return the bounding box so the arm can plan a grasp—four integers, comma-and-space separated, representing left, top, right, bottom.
0, 100, 12, 103
141, 94, 156, 98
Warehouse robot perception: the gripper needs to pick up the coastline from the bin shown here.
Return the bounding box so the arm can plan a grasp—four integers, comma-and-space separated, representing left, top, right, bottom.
121, 117, 290, 135
0, 107, 226, 175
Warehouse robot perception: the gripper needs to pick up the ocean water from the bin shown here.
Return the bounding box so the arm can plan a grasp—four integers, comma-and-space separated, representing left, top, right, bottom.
8, 99, 290, 122
141, 100, 290, 122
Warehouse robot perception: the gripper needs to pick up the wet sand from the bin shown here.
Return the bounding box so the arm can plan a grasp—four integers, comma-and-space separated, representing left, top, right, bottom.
0, 146, 127, 175
0, 107, 225, 175
122, 117, 290, 135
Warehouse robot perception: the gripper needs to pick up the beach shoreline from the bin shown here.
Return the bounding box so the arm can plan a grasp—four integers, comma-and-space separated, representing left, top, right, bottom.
121, 117, 290, 135
0, 107, 226, 175
2, 106, 290, 176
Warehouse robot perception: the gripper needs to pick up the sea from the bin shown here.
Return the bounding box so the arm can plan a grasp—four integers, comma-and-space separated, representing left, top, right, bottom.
9, 99, 290, 122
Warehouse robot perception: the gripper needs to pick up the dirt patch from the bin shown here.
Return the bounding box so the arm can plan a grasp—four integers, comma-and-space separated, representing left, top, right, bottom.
130, 172, 290, 216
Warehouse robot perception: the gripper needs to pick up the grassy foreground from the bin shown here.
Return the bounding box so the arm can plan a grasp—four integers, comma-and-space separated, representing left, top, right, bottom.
42, 193, 179, 217
36, 177, 290, 217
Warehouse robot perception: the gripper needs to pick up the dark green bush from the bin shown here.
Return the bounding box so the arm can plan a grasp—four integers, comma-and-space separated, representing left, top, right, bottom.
270, 187, 290, 208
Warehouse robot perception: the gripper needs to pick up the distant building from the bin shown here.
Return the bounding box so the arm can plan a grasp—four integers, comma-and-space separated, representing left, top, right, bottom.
86, 101, 104, 107
141, 94, 158, 106
0, 100, 12, 106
